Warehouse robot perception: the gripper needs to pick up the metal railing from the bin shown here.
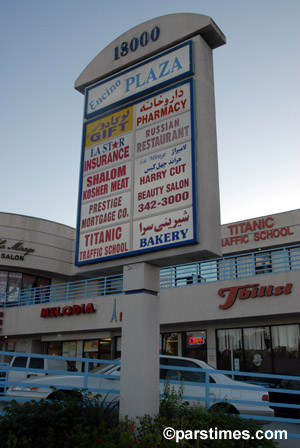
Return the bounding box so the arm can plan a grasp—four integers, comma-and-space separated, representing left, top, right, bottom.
0, 274, 124, 308
0, 363, 8, 396
1, 352, 300, 439
1, 245, 299, 308
0, 351, 120, 411
160, 244, 300, 288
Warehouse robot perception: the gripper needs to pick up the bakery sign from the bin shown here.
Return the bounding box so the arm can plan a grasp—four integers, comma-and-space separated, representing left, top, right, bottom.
0, 239, 35, 261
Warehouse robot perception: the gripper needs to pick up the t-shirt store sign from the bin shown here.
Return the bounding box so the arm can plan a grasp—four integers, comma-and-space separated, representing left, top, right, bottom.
75, 40, 197, 265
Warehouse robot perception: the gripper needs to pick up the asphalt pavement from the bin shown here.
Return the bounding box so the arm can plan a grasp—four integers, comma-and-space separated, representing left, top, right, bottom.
263, 421, 300, 447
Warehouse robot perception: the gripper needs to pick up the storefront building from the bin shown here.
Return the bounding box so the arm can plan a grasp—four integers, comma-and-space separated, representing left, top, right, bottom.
1, 208, 299, 376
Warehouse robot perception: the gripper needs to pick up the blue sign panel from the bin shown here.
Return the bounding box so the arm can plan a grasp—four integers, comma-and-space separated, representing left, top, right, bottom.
85, 40, 193, 119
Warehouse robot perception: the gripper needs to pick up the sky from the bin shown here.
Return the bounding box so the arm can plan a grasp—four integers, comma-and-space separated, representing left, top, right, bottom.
1, 0, 299, 228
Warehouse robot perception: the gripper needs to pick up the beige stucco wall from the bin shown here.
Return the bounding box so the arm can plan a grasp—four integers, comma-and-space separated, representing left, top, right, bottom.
0, 212, 76, 278
1, 209, 299, 345
221, 209, 300, 255
2, 269, 298, 338
1, 294, 123, 337
160, 270, 298, 325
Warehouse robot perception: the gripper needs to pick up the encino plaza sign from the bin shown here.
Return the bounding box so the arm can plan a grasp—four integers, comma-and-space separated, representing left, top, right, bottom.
75, 14, 225, 268
76, 43, 197, 265
85, 42, 193, 118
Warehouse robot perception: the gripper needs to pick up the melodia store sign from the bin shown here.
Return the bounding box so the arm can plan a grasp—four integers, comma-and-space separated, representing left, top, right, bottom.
40, 303, 96, 318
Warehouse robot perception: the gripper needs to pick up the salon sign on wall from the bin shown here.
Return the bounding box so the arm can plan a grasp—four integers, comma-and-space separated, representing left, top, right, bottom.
0, 239, 35, 261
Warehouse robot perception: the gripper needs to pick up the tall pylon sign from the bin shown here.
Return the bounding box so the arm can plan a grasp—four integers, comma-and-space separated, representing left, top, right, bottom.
75, 14, 226, 271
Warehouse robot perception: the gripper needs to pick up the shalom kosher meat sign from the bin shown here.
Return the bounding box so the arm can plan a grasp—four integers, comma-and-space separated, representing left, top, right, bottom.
76, 40, 197, 265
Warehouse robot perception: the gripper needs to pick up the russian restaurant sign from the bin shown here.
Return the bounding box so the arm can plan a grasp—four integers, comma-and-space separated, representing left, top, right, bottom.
85, 41, 193, 118
76, 41, 197, 265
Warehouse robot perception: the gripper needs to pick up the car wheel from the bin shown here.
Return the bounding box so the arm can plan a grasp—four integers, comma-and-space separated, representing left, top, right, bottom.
209, 403, 239, 415
48, 389, 83, 401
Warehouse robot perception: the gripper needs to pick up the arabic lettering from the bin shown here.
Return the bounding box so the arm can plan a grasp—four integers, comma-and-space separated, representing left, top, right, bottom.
139, 88, 185, 113
171, 144, 187, 155
139, 211, 190, 236
87, 109, 131, 135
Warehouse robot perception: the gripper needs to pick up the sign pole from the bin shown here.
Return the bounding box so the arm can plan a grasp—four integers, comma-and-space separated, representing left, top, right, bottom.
120, 262, 160, 419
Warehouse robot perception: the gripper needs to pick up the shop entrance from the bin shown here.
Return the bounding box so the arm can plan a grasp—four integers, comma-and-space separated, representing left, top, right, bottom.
83, 338, 113, 370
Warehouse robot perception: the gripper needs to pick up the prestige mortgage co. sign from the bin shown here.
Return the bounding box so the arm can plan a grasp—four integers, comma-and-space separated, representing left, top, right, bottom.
75, 40, 197, 265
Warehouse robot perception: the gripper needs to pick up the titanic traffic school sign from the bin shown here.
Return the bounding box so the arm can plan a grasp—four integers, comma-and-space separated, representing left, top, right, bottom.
75, 14, 226, 267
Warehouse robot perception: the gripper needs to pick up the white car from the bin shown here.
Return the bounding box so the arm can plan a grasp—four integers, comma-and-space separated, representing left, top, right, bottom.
7, 354, 68, 383
5, 355, 274, 418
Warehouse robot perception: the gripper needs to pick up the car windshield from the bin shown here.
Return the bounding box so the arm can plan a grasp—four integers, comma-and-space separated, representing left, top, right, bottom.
89, 360, 120, 374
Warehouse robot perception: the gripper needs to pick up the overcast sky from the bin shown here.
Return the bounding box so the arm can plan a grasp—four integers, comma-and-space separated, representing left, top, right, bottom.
1, 0, 299, 227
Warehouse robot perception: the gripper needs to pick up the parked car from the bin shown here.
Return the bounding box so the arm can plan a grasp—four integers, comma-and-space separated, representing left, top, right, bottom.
268, 377, 300, 418
6, 354, 69, 384
6, 355, 274, 418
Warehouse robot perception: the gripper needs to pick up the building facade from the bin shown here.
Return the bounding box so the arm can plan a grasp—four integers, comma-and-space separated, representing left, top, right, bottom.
1, 209, 299, 376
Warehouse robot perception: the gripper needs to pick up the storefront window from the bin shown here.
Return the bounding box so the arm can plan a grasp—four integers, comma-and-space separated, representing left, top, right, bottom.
162, 333, 181, 356
185, 331, 207, 362
0, 272, 8, 304
270, 250, 284, 273
289, 247, 300, 270
116, 337, 122, 358
243, 327, 272, 373
199, 261, 218, 283
217, 328, 243, 371
0, 270, 51, 305
21, 274, 36, 302
62, 341, 77, 357
7, 272, 22, 303
217, 324, 300, 376
99, 338, 112, 360
219, 259, 237, 281
35, 277, 51, 303
48, 341, 62, 356
272, 325, 300, 375
83, 340, 99, 370
255, 251, 272, 274
236, 255, 253, 278
61, 341, 77, 371
83, 338, 113, 370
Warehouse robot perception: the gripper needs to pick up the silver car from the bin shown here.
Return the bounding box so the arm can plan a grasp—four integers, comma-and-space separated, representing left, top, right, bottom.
5, 355, 274, 418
